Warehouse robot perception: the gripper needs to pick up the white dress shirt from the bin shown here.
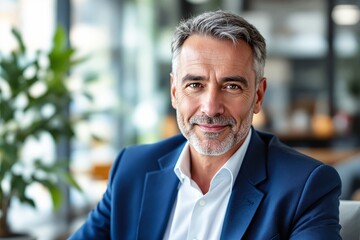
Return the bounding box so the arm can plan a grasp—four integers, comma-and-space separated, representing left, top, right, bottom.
163, 129, 252, 240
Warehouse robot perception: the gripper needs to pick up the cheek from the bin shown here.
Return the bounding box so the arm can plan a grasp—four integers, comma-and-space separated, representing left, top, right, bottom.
228, 96, 256, 121
176, 93, 198, 116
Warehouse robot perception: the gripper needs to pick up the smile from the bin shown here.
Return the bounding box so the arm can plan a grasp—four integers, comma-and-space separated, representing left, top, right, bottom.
197, 124, 228, 133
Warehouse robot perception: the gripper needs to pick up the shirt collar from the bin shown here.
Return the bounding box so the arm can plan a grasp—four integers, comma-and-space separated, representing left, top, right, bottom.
174, 141, 191, 183
174, 128, 252, 187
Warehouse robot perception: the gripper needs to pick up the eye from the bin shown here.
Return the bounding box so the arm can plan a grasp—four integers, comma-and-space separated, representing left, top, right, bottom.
224, 84, 242, 90
187, 82, 203, 88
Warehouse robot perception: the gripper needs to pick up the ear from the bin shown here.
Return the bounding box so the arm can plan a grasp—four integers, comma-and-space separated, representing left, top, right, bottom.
253, 78, 267, 114
170, 73, 177, 109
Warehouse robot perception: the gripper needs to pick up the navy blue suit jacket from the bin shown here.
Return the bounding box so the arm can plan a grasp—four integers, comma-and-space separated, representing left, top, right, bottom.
70, 129, 342, 239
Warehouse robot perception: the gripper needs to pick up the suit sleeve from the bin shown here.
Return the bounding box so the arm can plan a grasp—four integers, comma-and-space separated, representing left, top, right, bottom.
68, 149, 125, 240
290, 164, 342, 240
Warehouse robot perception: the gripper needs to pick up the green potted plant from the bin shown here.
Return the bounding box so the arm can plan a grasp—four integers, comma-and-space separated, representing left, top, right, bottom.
0, 27, 88, 238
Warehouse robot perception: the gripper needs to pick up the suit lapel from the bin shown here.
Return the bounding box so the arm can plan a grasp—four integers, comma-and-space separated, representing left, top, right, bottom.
221, 179, 264, 239
221, 129, 267, 239
137, 143, 184, 240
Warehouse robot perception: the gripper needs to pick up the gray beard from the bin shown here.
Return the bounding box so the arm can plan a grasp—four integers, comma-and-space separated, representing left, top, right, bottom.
177, 113, 252, 156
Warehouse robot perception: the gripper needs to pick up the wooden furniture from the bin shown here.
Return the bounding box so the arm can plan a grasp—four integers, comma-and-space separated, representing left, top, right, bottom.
296, 148, 360, 165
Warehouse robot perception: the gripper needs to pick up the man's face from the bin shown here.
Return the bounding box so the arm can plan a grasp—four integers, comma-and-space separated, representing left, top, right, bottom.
171, 35, 266, 156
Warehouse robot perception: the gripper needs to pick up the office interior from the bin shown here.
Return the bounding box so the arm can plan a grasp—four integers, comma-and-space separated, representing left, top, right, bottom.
0, 0, 359, 239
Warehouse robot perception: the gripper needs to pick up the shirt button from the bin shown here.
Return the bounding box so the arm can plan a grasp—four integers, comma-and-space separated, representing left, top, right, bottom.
199, 199, 206, 206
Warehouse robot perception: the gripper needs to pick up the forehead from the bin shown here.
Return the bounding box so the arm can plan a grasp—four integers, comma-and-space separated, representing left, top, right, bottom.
176, 35, 254, 77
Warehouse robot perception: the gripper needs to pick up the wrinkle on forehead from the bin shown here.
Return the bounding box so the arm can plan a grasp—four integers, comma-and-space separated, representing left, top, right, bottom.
176, 35, 255, 82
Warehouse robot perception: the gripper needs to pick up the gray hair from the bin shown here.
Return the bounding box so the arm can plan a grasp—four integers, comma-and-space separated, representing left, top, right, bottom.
171, 10, 267, 83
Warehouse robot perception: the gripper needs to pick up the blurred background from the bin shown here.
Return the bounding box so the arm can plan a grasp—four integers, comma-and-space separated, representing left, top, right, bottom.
0, 0, 359, 239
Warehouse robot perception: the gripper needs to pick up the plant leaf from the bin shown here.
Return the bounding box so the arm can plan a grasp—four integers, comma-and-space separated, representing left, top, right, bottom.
32, 176, 63, 211
58, 172, 82, 192
47, 183, 63, 210
11, 28, 26, 54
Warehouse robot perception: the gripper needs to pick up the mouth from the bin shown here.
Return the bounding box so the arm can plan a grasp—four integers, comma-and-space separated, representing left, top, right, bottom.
189, 115, 235, 135
196, 123, 228, 133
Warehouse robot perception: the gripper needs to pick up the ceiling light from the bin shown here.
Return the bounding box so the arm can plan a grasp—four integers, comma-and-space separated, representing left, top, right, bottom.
332, 4, 360, 25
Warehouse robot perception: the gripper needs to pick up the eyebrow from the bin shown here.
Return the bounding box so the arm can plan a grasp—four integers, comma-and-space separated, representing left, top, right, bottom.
181, 74, 206, 82
222, 76, 249, 88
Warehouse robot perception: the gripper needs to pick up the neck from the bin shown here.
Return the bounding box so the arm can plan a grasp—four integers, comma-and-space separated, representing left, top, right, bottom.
189, 145, 237, 194
191, 157, 224, 194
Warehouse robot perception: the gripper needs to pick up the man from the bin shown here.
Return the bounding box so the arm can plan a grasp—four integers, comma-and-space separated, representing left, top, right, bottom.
70, 10, 342, 239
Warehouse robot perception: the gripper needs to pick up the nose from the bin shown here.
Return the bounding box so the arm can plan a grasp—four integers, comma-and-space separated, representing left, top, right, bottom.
200, 87, 224, 117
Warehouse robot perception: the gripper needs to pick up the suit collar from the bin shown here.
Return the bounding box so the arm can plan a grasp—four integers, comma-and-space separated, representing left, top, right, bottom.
221, 129, 267, 239
137, 141, 185, 239
239, 128, 267, 185
158, 139, 186, 170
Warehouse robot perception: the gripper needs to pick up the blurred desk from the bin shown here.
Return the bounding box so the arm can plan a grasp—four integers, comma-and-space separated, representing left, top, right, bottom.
297, 148, 360, 165
278, 131, 360, 149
